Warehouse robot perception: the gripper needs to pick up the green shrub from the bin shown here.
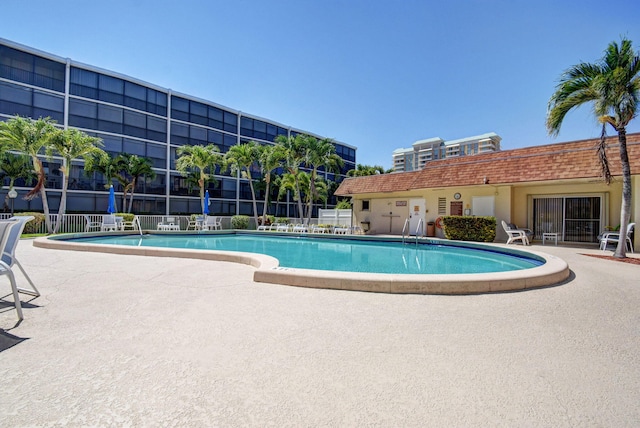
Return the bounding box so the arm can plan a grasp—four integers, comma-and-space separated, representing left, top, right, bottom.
275, 217, 290, 224
115, 213, 135, 222
231, 215, 250, 229
15, 212, 45, 234
442, 216, 496, 242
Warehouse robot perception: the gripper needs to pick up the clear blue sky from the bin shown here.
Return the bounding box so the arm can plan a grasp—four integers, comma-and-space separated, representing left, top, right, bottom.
3, 0, 640, 169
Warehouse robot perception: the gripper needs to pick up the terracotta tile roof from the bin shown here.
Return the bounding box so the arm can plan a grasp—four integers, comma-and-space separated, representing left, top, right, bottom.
335, 133, 640, 196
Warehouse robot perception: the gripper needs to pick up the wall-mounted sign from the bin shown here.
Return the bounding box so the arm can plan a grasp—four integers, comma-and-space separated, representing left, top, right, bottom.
395, 201, 407, 206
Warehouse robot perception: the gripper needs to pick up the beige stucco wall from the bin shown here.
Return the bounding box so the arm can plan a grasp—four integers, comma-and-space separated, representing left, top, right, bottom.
349, 177, 637, 248
352, 186, 512, 238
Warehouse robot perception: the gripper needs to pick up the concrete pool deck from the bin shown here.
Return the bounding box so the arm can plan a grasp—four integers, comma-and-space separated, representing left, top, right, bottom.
1, 240, 639, 426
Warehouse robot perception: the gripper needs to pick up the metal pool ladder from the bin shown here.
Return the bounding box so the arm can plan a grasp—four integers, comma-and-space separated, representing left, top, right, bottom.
402, 218, 424, 245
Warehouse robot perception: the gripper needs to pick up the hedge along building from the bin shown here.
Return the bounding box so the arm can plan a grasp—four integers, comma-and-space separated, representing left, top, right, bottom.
335, 133, 640, 247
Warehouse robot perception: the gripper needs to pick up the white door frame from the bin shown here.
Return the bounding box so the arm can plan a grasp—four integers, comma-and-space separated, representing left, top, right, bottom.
409, 198, 426, 235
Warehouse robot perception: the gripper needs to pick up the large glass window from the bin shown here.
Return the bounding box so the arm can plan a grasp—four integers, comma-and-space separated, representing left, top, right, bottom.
170, 121, 189, 145
0, 45, 65, 92
124, 81, 146, 111
98, 74, 124, 103
0, 82, 64, 122
170, 96, 189, 121
224, 111, 237, 133
208, 106, 224, 129
70, 67, 168, 115
70, 68, 98, 99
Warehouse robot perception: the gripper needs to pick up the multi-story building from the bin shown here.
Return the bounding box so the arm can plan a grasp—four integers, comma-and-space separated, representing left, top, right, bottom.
392, 133, 501, 172
0, 38, 356, 216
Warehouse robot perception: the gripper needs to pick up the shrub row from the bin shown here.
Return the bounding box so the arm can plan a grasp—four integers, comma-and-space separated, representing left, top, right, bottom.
442, 216, 496, 242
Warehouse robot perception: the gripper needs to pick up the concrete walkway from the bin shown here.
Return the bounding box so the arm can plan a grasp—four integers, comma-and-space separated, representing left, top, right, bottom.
1, 241, 639, 427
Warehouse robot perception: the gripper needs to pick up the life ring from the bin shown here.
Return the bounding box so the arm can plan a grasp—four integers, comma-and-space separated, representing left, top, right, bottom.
435, 217, 443, 229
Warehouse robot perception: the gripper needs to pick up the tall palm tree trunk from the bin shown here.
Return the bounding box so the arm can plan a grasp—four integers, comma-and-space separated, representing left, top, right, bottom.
32, 157, 53, 233
53, 174, 68, 234
248, 178, 259, 229
307, 169, 318, 224
293, 176, 304, 222
261, 177, 271, 225
128, 178, 136, 213
614, 128, 632, 258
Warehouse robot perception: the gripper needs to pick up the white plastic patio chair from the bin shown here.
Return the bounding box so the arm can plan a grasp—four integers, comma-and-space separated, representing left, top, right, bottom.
599, 223, 635, 252
0, 220, 24, 320
101, 214, 118, 231
84, 214, 101, 232
333, 226, 349, 235
502, 220, 530, 245
292, 224, 308, 233
187, 216, 204, 230
121, 215, 139, 231
311, 225, 327, 234
202, 216, 221, 231
3, 216, 39, 297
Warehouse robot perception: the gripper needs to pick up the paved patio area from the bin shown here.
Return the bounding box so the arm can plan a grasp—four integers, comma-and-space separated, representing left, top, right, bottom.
1, 240, 639, 426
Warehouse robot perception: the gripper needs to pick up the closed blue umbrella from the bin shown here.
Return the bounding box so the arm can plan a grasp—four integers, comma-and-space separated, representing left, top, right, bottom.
203, 190, 210, 215
107, 185, 116, 214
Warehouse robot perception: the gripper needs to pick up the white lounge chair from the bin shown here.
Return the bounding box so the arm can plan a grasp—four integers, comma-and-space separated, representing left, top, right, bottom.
292, 224, 308, 233
276, 223, 290, 232
502, 220, 530, 245
0, 220, 24, 320
333, 225, 349, 235
4, 216, 39, 298
599, 223, 635, 252
311, 225, 328, 234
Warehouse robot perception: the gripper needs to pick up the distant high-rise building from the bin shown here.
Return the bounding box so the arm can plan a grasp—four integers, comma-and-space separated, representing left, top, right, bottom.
392, 133, 501, 172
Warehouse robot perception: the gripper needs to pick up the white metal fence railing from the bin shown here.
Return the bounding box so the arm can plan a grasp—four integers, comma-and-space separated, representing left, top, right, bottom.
1, 213, 329, 235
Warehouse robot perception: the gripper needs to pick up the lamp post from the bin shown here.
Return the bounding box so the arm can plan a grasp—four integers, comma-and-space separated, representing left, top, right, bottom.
8, 188, 17, 216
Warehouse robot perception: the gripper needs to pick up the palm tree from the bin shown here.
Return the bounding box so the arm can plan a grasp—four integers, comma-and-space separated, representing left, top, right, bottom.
83, 152, 124, 189
118, 154, 156, 213
302, 136, 343, 222
275, 134, 307, 221
48, 127, 105, 233
547, 38, 639, 258
225, 141, 261, 227
278, 172, 302, 217
347, 163, 386, 177
258, 144, 285, 224
0, 116, 58, 233
0, 153, 35, 212
176, 144, 221, 213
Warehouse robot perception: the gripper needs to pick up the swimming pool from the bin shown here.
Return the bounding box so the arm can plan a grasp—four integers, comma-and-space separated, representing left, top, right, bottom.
36, 231, 570, 294
67, 233, 542, 274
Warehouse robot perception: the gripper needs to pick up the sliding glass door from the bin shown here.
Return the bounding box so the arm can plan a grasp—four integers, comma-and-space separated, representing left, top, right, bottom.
532, 196, 602, 243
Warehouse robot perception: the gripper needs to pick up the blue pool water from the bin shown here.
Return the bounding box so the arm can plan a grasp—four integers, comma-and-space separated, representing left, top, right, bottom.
68, 233, 544, 274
